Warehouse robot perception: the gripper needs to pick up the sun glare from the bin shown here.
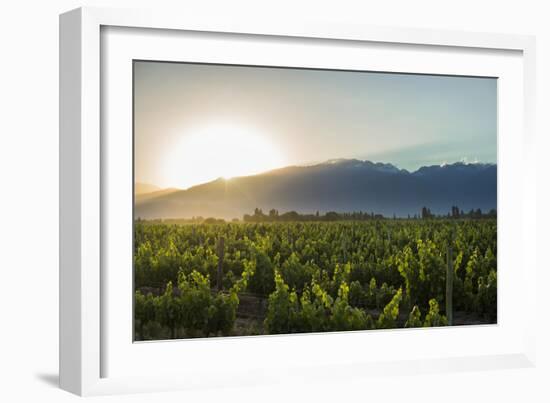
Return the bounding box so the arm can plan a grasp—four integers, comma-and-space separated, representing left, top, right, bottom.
162, 124, 286, 189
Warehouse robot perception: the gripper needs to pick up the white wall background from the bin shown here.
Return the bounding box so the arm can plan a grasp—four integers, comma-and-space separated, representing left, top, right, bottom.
0, 0, 548, 401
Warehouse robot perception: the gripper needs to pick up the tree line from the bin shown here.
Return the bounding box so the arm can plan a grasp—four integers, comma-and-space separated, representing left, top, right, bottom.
244, 206, 497, 222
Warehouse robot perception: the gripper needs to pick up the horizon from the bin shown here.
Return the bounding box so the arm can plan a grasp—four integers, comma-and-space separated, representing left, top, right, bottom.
134, 61, 497, 190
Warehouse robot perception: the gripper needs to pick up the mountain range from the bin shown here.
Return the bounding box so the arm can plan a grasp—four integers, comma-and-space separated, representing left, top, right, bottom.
135, 159, 497, 219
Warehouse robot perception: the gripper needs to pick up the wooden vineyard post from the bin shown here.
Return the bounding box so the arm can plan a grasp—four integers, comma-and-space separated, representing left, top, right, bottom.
217, 237, 225, 292
287, 226, 293, 250
446, 246, 453, 325
341, 234, 348, 263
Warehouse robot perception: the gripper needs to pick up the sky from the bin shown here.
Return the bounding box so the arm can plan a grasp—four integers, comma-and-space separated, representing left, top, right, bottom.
134, 61, 497, 190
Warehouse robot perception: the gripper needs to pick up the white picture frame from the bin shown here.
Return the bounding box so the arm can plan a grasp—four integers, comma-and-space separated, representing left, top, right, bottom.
59, 6, 537, 396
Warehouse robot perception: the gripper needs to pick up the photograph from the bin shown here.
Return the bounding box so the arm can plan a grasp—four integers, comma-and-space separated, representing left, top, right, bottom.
133, 61, 497, 341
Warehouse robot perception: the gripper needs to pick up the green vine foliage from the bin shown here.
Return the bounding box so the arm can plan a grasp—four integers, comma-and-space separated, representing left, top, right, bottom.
134, 291, 156, 339
377, 288, 403, 329
134, 270, 239, 339
329, 282, 369, 331
405, 305, 423, 328
265, 273, 370, 333
423, 299, 448, 327
264, 271, 296, 334
476, 270, 497, 321
135, 219, 496, 339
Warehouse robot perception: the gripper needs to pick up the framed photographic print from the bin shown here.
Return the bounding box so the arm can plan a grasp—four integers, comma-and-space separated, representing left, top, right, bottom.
60, 7, 537, 396
132, 60, 498, 340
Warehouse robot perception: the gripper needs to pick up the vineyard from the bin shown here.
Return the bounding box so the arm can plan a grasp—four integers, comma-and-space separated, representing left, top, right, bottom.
134, 219, 497, 340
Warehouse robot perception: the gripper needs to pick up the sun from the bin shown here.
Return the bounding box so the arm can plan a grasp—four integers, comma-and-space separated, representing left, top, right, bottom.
162, 124, 286, 189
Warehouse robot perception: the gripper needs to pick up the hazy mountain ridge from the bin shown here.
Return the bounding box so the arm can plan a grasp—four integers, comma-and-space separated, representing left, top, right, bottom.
135, 182, 162, 195
135, 187, 180, 203
135, 159, 497, 219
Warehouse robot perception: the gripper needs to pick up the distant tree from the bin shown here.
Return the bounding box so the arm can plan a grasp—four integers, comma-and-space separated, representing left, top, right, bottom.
325, 211, 340, 221
451, 206, 460, 218
280, 211, 300, 221
204, 217, 224, 224
247, 208, 267, 222
421, 207, 433, 219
